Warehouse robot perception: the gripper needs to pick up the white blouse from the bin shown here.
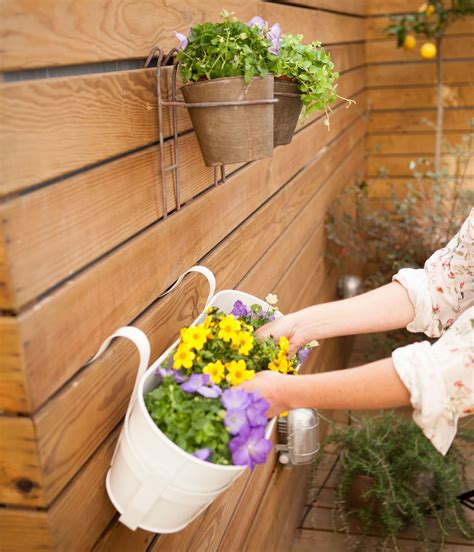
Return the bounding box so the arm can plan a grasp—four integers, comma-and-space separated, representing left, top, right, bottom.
392, 208, 473, 455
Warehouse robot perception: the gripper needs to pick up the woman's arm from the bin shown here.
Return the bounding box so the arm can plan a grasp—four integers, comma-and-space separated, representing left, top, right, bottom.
239, 357, 411, 417
258, 281, 416, 353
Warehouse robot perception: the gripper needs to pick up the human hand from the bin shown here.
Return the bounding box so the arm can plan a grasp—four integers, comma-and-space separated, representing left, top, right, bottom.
255, 313, 305, 355
238, 370, 291, 418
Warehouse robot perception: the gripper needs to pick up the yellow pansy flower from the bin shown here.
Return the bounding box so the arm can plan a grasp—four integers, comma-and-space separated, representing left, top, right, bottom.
173, 344, 195, 369
231, 331, 254, 356
180, 325, 208, 351
279, 336, 289, 354
226, 360, 255, 385
203, 360, 225, 384
203, 316, 214, 329
218, 315, 241, 342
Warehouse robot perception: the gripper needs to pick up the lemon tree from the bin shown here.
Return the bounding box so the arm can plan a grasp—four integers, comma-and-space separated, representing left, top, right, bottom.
385, 0, 474, 172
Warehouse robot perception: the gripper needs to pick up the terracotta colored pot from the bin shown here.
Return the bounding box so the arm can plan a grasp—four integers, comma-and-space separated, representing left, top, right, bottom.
273, 79, 302, 147
181, 76, 274, 166
346, 474, 381, 514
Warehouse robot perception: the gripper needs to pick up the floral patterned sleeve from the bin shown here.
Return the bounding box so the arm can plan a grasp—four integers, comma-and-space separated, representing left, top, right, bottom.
392, 307, 473, 455
390, 209, 474, 455
392, 208, 473, 338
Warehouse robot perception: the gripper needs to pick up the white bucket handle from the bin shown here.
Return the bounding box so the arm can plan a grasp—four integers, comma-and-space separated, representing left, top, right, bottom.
86, 326, 151, 420
158, 265, 216, 307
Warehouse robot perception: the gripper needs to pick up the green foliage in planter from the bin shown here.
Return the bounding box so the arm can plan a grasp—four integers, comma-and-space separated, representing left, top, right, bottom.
317, 412, 474, 551
145, 376, 231, 465
176, 11, 274, 84
271, 33, 342, 120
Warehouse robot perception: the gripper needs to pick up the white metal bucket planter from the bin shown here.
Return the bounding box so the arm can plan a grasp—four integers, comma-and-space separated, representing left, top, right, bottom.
88, 266, 279, 533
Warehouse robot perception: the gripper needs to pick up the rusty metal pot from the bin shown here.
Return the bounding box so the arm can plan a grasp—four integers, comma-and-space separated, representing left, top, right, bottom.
274, 79, 302, 147
180, 76, 274, 166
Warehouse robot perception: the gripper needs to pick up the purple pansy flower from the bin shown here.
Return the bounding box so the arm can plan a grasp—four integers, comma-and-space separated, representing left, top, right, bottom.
297, 347, 311, 365
173, 370, 187, 384
199, 384, 222, 398
225, 410, 250, 435
229, 427, 272, 469
156, 366, 187, 383
175, 31, 188, 50
193, 448, 212, 461
246, 395, 269, 427
181, 373, 208, 393
231, 300, 250, 317
156, 366, 174, 379
221, 389, 252, 411
181, 373, 221, 398
247, 16, 267, 31
268, 23, 281, 55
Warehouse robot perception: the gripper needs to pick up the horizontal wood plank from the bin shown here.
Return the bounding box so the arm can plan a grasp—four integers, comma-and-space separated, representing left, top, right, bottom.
260, 2, 365, 43
366, 131, 467, 155
0, 67, 190, 194
366, 15, 474, 40
0, 508, 52, 552
47, 429, 119, 552
0, 0, 259, 71
367, 154, 474, 177
368, 84, 474, 110
0, 416, 45, 507
0, 317, 29, 412
270, 0, 366, 15
33, 117, 367, 505
367, 0, 445, 15
367, 60, 474, 87
366, 36, 474, 64
368, 108, 474, 133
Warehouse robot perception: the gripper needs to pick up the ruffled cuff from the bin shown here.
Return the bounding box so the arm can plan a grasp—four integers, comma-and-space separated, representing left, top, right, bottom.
393, 268, 439, 337
392, 341, 456, 455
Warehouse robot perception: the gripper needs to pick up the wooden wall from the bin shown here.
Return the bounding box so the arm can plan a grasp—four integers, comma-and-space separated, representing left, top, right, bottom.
366, 0, 474, 203
0, 1, 367, 550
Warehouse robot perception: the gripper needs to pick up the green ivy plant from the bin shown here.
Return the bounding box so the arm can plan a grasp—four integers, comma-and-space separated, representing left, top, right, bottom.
312, 412, 474, 551
271, 33, 344, 121
176, 11, 274, 84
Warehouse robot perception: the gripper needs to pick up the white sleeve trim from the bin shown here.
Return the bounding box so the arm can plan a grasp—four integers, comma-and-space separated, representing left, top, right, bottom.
392, 341, 456, 455
393, 268, 439, 336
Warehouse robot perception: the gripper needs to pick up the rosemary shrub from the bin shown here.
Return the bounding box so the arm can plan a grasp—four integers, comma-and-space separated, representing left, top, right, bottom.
316, 412, 473, 551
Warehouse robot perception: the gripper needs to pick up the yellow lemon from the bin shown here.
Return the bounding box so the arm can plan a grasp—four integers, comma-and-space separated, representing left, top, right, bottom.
420, 42, 437, 59
403, 34, 417, 50
426, 5, 435, 16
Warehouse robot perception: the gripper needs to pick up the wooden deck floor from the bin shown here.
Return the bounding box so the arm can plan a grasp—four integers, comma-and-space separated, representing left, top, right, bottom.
291, 428, 473, 552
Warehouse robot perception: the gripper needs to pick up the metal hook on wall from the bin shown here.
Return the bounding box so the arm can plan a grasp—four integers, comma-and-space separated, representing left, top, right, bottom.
145, 46, 181, 218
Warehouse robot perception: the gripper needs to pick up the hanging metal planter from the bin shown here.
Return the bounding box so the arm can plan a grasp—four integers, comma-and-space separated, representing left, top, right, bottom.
273, 79, 302, 147
181, 75, 276, 166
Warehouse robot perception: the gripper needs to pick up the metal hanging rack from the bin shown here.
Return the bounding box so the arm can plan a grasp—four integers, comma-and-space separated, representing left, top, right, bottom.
145, 46, 278, 218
